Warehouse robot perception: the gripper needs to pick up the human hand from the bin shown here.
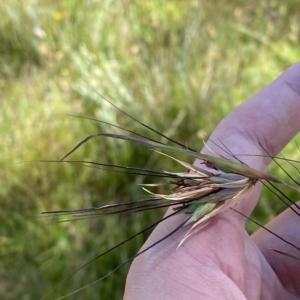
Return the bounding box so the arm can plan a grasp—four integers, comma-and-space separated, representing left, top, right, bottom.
124, 63, 300, 300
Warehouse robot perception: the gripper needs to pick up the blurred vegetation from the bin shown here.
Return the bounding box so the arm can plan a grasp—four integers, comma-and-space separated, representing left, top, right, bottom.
1, 0, 300, 299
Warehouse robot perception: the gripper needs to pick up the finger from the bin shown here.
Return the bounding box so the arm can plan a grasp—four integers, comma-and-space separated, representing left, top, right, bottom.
252, 202, 300, 295
198, 62, 300, 216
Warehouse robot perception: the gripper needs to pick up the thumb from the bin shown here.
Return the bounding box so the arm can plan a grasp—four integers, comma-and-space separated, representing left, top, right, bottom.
198, 62, 300, 217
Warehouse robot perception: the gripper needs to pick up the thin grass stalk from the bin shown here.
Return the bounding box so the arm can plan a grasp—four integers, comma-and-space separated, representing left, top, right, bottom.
39, 97, 300, 299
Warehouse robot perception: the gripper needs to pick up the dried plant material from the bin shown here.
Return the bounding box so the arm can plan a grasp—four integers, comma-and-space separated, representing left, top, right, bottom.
39, 97, 300, 299
55, 133, 300, 249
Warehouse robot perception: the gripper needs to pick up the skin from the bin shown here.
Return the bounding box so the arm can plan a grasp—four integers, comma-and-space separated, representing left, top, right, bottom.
124, 63, 300, 300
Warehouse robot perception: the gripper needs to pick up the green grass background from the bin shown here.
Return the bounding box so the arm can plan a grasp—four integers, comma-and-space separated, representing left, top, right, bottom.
1, 1, 300, 299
